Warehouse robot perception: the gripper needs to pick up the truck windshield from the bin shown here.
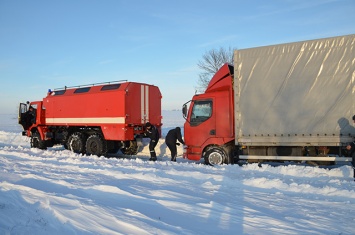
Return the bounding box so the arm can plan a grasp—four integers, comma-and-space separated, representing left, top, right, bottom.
190, 100, 212, 125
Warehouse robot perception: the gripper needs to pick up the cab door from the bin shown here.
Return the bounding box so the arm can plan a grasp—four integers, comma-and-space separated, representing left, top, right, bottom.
18, 103, 28, 129
184, 98, 216, 159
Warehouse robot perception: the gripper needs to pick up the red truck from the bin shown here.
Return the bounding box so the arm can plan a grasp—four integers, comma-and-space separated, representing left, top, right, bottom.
19, 81, 162, 156
183, 35, 355, 165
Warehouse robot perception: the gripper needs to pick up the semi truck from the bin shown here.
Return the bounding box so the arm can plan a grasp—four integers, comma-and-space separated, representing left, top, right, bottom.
182, 34, 355, 165
18, 81, 162, 156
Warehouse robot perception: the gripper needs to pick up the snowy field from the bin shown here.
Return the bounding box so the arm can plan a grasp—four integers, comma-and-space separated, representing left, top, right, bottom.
0, 110, 354, 235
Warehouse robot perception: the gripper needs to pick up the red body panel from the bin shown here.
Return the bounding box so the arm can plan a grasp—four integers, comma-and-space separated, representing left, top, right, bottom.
184, 64, 234, 160
31, 82, 162, 141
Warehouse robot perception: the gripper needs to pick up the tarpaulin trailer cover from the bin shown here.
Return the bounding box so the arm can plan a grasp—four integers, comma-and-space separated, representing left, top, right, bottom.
234, 34, 355, 146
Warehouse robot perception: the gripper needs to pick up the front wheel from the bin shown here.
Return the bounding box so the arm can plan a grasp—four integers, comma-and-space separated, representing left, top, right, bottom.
31, 132, 47, 150
204, 147, 227, 165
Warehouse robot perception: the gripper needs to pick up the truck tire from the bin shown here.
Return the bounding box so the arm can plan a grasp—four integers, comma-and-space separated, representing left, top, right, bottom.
67, 132, 86, 154
86, 134, 107, 156
31, 132, 47, 150
204, 147, 227, 165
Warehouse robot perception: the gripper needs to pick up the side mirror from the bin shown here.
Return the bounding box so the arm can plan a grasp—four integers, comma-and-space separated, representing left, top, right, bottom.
182, 104, 187, 118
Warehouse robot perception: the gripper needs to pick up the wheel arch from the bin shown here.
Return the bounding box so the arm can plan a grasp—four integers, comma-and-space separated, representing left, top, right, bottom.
30, 127, 44, 139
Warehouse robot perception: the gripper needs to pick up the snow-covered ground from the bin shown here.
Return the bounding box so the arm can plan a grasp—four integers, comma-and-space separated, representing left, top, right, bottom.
0, 111, 354, 235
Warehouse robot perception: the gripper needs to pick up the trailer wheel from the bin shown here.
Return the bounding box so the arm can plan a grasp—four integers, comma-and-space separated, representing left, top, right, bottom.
121, 140, 138, 155
31, 132, 47, 150
86, 134, 107, 157
204, 147, 226, 165
67, 132, 86, 154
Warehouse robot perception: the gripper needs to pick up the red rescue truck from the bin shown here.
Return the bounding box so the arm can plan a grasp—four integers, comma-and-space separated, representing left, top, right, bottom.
18, 81, 162, 156
183, 35, 355, 165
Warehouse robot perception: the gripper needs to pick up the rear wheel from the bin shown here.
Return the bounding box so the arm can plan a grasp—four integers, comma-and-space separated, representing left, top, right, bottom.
204, 147, 227, 165
86, 134, 107, 156
31, 132, 47, 150
67, 132, 86, 154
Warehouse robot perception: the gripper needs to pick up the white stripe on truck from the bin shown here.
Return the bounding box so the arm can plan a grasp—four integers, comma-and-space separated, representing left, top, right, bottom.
141, 85, 145, 123
46, 117, 125, 124
145, 85, 149, 121
141, 85, 149, 123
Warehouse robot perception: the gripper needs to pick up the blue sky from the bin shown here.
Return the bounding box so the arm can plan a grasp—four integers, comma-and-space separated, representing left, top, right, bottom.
0, 0, 354, 114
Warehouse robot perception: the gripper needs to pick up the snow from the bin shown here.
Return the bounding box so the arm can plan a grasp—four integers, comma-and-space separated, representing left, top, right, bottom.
0, 110, 354, 235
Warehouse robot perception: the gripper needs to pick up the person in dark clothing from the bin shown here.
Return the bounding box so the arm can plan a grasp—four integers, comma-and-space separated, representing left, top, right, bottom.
144, 122, 160, 161
346, 115, 355, 181
23, 106, 36, 129
28, 106, 36, 124
346, 141, 355, 181
165, 127, 185, 162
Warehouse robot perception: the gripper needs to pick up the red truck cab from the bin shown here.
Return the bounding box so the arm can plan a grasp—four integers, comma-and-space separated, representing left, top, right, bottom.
182, 64, 235, 165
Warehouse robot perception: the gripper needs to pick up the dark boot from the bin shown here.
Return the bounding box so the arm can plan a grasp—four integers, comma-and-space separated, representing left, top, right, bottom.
149, 151, 157, 161
171, 155, 176, 162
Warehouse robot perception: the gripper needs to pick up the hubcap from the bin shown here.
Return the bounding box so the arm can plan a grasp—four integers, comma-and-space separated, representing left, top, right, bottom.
209, 152, 223, 165
89, 142, 98, 153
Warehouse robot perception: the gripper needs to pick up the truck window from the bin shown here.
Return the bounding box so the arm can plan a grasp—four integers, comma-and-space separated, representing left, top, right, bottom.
101, 84, 121, 91
190, 100, 212, 125
53, 90, 66, 95
74, 87, 91, 93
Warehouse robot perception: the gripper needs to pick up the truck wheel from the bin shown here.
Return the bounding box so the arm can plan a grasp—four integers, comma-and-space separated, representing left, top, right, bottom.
204, 147, 226, 165
31, 132, 47, 150
121, 140, 138, 155
67, 132, 86, 154
86, 134, 107, 156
